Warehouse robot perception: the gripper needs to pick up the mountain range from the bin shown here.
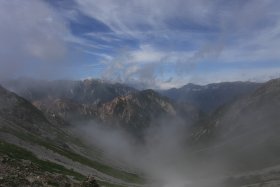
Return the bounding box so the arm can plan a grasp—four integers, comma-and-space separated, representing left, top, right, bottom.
1, 78, 280, 187
0, 84, 143, 187
161, 81, 261, 113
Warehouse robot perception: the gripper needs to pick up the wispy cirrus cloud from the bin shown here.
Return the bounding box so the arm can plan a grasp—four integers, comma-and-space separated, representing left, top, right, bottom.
70, 0, 280, 88
1, 0, 280, 87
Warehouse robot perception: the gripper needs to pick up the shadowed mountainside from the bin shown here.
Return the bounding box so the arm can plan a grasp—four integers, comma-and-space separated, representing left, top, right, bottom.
2, 78, 280, 187
0, 85, 144, 187
189, 78, 280, 186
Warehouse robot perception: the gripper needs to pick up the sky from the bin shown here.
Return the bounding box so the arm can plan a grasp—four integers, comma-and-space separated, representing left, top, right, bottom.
1, 0, 280, 89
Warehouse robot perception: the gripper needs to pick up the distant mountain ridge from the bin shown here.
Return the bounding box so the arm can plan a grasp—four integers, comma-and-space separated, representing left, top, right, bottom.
3, 78, 136, 104
2, 78, 138, 123
161, 81, 262, 113
2, 79, 264, 135
3, 79, 197, 137
2, 78, 280, 187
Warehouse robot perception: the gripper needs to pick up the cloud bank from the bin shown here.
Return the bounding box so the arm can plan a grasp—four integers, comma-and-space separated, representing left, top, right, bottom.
0, 0, 73, 79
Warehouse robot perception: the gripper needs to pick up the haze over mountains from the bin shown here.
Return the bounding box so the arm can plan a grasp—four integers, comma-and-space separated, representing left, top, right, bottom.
1, 0, 280, 186
1, 77, 280, 186
0, 83, 143, 187
161, 82, 262, 113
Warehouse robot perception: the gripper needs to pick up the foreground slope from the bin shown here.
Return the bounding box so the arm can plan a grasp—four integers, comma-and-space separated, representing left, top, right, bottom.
0, 85, 144, 187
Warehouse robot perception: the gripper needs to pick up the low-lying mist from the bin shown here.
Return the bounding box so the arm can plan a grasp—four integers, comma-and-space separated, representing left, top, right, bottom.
73, 117, 230, 187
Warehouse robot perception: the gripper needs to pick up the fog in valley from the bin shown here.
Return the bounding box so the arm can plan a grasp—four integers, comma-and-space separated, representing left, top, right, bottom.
71, 116, 270, 187
1, 1, 280, 187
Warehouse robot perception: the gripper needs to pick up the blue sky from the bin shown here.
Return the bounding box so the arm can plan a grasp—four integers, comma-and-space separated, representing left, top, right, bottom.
1, 0, 280, 88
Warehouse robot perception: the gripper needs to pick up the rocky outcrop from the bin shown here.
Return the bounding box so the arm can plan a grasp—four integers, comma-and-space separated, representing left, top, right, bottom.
98, 89, 178, 136
0, 152, 76, 187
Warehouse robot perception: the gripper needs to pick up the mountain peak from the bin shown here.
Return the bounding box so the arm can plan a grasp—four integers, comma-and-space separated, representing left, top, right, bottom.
182, 83, 202, 90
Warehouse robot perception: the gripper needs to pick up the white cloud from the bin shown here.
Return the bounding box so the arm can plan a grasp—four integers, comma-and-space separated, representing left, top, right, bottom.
189, 67, 280, 85
129, 45, 165, 63
154, 67, 280, 89
0, 0, 70, 79
73, 0, 280, 88
101, 45, 202, 88
100, 40, 280, 89
74, 0, 217, 36
1, 0, 279, 86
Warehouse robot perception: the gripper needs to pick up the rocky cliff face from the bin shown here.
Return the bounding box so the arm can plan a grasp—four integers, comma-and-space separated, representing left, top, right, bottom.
3, 78, 137, 123
32, 98, 99, 123
98, 89, 178, 136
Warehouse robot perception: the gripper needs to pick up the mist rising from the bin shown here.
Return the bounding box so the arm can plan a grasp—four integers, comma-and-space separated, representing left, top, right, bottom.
1, 1, 280, 187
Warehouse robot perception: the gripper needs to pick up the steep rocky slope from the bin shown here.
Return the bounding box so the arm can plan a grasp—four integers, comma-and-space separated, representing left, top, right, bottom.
190, 78, 280, 186
0, 85, 144, 187
98, 89, 199, 138
3, 79, 200, 139
2, 78, 280, 187
2, 78, 136, 123
98, 90, 176, 136
194, 79, 280, 147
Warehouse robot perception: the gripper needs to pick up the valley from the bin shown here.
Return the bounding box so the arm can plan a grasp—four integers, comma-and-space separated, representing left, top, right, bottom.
1, 1, 280, 186
0, 78, 280, 187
